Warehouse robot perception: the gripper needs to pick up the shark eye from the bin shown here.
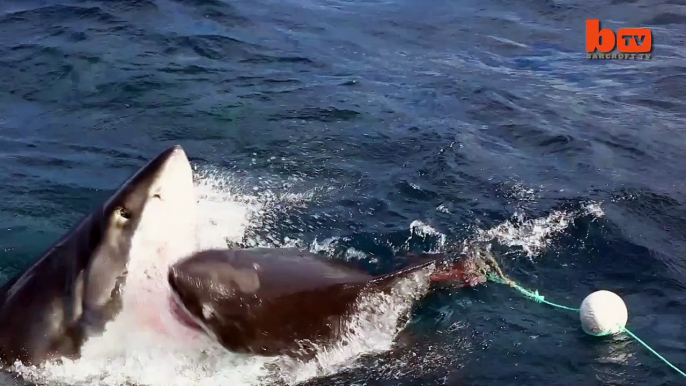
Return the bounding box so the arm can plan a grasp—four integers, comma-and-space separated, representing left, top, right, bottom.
116, 206, 132, 220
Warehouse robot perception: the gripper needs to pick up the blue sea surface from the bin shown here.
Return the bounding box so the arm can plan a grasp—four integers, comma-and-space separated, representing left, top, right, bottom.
0, 0, 685, 385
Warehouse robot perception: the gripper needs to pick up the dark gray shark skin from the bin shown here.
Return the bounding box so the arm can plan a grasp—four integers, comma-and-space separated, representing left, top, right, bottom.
0, 145, 194, 366
168, 247, 481, 359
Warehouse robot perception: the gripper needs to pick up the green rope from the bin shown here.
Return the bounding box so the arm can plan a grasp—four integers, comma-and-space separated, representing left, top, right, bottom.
488, 274, 581, 312
485, 273, 686, 379
622, 328, 686, 378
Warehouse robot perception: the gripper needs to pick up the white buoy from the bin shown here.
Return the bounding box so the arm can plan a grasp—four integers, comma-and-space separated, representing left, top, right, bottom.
579, 290, 628, 336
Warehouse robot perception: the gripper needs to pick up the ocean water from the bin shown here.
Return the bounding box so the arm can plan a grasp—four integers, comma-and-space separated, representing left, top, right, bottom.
0, 0, 685, 385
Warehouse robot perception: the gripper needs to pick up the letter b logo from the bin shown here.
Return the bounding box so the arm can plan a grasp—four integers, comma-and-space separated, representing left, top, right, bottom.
586, 19, 615, 52
586, 19, 653, 53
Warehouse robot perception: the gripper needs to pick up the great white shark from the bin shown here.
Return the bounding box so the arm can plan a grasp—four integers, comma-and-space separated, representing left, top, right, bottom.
0, 145, 205, 366
167, 247, 483, 359
0, 145, 483, 366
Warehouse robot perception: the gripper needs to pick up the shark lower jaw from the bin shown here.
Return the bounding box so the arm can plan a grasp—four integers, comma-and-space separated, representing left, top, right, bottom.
169, 293, 203, 332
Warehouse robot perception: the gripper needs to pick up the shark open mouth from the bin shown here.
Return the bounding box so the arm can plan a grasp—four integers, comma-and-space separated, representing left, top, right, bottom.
169, 293, 203, 332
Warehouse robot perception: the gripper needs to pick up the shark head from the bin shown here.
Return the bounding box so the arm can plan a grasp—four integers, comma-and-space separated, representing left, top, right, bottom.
167, 249, 262, 343
98, 144, 196, 260
0, 145, 200, 365
81, 144, 199, 326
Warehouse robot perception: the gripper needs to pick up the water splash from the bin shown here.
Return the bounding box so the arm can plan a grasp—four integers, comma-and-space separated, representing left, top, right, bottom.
473, 203, 604, 258
271, 269, 433, 385
407, 220, 447, 252
8, 170, 606, 386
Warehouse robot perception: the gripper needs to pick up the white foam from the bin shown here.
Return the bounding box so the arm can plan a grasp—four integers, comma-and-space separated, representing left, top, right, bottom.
407, 220, 447, 252
435, 204, 451, 214
473, 203, 604, 258
191, 166, 315, 250
309, 236, 341, 255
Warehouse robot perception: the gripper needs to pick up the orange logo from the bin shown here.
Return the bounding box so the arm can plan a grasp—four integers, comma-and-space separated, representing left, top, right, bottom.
586, 19, 652, 60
